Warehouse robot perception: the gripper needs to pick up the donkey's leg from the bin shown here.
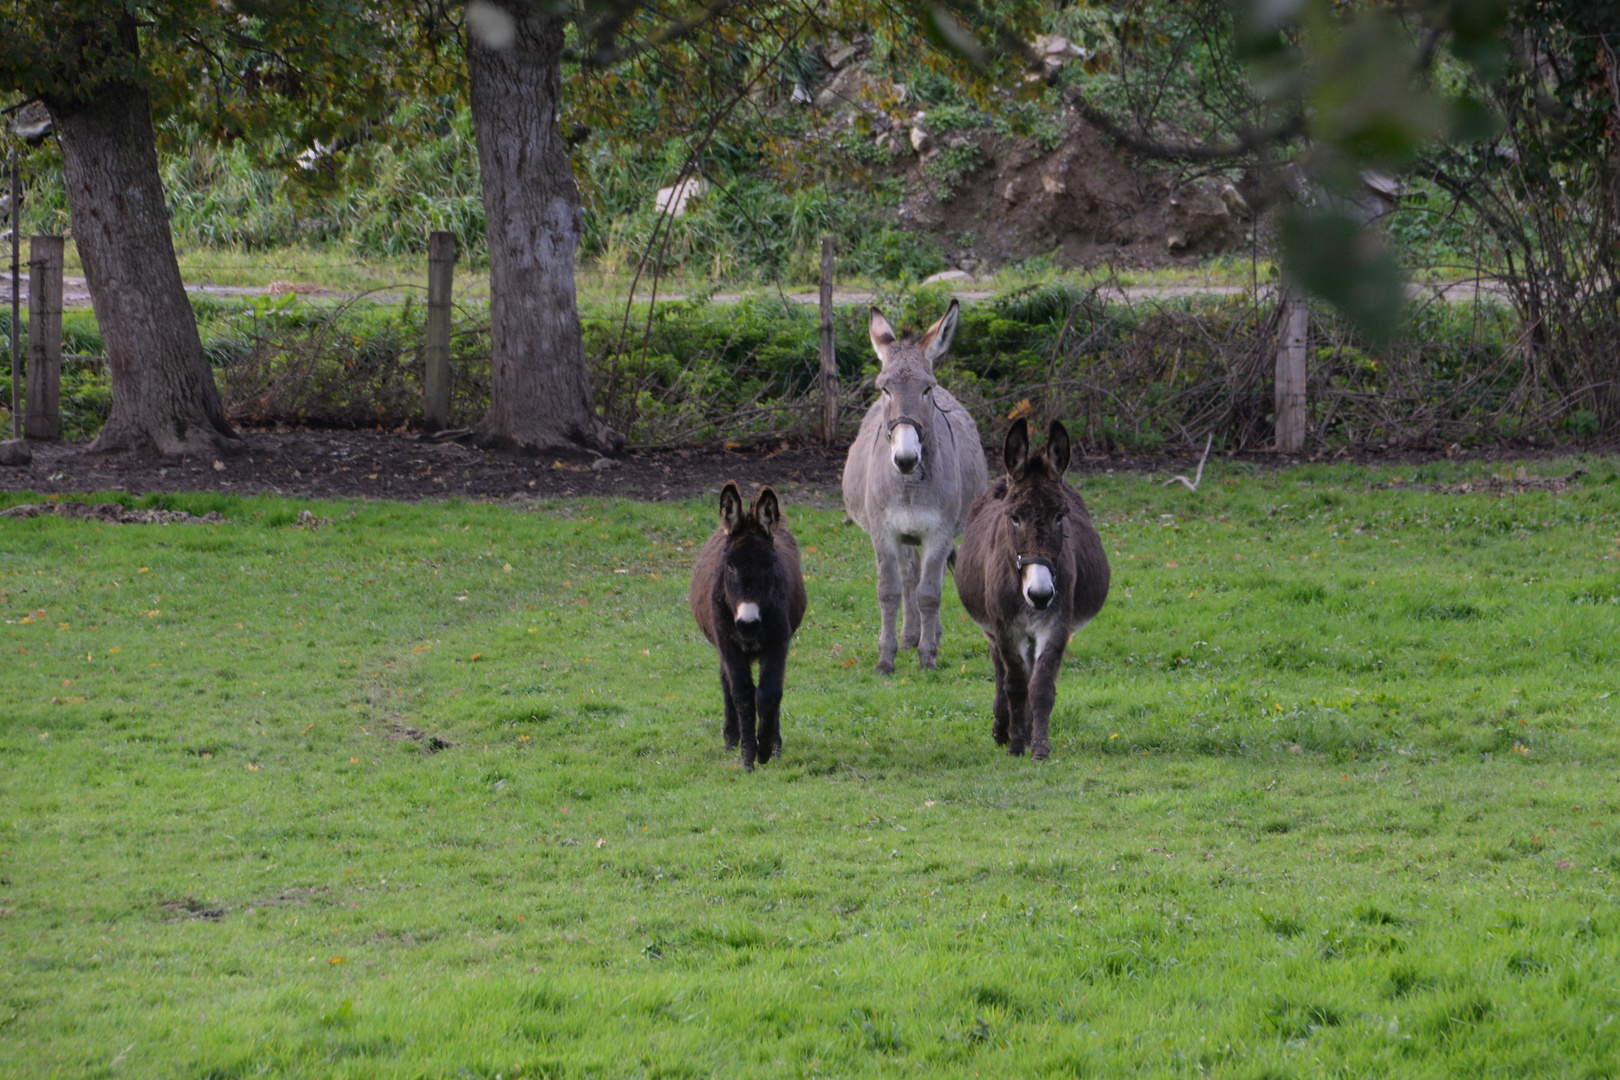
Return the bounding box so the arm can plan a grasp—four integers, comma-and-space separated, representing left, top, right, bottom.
899, 545, 922, 650
990, 647, 1012, 746
1027, 633, 1069, 761
722, 648, 760, 770
873, 535, 904, 675
720, 668, 740, 751
754, 646, 788, 765
913, 537, 953, 669
996, 639, 1032, 756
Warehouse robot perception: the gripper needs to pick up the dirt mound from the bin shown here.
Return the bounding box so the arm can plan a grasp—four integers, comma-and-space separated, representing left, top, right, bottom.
899, 112, 1252, 272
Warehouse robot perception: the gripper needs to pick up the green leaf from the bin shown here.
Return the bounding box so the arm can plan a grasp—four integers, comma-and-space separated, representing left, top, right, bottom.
1281, 209, 1405, 346
1447, 95, 1503, 143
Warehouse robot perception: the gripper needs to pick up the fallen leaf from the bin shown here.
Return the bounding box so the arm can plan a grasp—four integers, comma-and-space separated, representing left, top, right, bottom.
246, 763, 260, 772
302, 722, 316, 735
350, 757, 360, 763
595, 838, 606, 848
328, 957, 345, 965
469, 652, 483, 662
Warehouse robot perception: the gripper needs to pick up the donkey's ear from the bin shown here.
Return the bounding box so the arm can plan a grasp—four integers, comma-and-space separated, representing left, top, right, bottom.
869, 306, 897, 365
921, 299, 960, 366
753, 487, 781, 537
1003, 418, 1031, 479
1046, 420, 1071, 476
719, 481, 746, 535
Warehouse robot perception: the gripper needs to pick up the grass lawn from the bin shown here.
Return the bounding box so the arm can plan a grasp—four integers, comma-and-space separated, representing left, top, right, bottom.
2, 457, 1619, 1078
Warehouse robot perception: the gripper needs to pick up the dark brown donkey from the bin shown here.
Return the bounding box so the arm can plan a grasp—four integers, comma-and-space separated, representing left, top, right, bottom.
689, 482, 808, 770
955, 419, 1110, 759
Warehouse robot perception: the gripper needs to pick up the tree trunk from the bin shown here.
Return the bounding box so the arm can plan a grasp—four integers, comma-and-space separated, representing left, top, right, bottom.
44, 22, 235, 457
467, 2, 621, 455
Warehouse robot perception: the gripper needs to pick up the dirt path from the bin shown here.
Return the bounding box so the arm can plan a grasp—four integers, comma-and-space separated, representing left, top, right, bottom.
0, 429, 1603, 506
0, 274, 1510, 311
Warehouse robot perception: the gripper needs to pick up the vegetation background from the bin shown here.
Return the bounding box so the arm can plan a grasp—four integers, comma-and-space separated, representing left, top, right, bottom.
2, 0, 1614, 453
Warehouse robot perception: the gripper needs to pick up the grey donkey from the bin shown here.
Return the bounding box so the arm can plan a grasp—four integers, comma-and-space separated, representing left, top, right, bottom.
842, 300, 988, 674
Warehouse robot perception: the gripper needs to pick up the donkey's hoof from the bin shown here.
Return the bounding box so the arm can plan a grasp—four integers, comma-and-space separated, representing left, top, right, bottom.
724, 737, 739, 752
917, 654, 938, 671
992, 723, 1010, 746
1007, 741, 1026, 757
1031, 741, 1051, 761
876, 658, 896, 676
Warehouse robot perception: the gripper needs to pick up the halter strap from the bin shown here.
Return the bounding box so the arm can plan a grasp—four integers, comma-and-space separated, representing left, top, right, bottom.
886, 415, 924, 434
1015, 554, 1055, 573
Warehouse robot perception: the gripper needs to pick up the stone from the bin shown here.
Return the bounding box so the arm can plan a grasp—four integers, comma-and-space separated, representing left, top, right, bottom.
814, 65, 879, 110
910, 122, 932, 154
1219, 180, 1249, 217
825, 39, 861, 69
0, 439, 31, 466
653, 177, 707, 217
921, 270, 975, 286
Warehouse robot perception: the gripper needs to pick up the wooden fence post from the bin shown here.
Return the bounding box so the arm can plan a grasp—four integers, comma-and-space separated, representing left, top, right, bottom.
423, 230, 456, 432
819, 237, 837, 444
24, 235, 62, 440
1274, 282, 1308, 453
8, 150, 17, 441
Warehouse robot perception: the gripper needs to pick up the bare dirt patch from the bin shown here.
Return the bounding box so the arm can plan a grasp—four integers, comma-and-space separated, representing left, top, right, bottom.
0, 429, 856, 507
0, 428, 1612, 506
386, 723, 454, 753
899, 117, 1252, 272
160, 897, 227, 922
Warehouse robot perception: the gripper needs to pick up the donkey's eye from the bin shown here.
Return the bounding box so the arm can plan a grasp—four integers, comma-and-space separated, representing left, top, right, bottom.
1010, 515, 1023, 527
1055, 513, 1067, 525
923, 386, 933, 395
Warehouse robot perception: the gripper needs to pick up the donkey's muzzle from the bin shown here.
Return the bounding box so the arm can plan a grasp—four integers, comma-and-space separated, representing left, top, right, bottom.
890, 422, 921, 475
1020, 559, 1055, 611
733, 601, 763, 650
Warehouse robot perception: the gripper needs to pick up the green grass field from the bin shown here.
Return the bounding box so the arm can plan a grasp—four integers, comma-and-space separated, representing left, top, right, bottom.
3, 457, 1619, 1078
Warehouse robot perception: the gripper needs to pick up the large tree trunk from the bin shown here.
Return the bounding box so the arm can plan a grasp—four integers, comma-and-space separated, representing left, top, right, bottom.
43, 21, 236, 457
467, 2, 621, 455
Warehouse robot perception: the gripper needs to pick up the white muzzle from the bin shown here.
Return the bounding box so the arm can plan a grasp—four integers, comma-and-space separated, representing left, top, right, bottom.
1021, 563, 1055, 610
891, 423, 921, 474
